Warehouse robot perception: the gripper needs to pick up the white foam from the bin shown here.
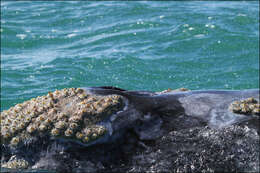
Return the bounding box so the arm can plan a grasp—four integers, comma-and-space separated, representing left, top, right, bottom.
16, 34, 27, 40
66, 33, 77, 38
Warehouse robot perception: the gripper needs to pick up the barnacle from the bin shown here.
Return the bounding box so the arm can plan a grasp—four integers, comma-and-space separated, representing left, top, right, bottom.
48, 92, 54, 99
10, 137, 20, 146
78, 94, 86, 99
57, 113, 66, 120
54, 121, 67, 129
64, 129, 73, 137
51, 128, 60, 136
69, 116, 81, 123
36, 114, 45, 122
24, 117, 31, 123
39, 123, 48, 131
76, 88, 84, 94
76, 132, 84, 139
229, 97, 259, 115
2, 130, 11, 139
69, 123, 78, 130
83, 128, 92, 136
253, 108, 259, 115
17, 122, 26, 130
10, 126, 17, 133
1, 88, 124, 149
2, 155, 29, 169
26, 125, 36, 134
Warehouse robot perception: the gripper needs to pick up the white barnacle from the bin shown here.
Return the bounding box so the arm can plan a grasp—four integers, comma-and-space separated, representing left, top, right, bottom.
54, 121, 67, 129
76, 88, 84, 94
95, 107, 103, 114
63, 89, 69, 96
24, 116, 31, 123
36, 114, 45, 122
77, 109, 86, 117
37, 106, 44, 113
17, 123, 25, 130
246, 97, 257, 104
6, 118, 12, 124
105, 97, 113, 103
87, 97, 96, 102
51, 128, 60, 136
12, 120, 19, 125
84, 128, 92, 136
64, 129, 73, 137
69, 116, 81, 123
48, 108, 57, 115
39, 124, 47, 131
76, 132, 83, 139
69, 123, 78, 130
48, 92, 54, 99
97, 126, 106, 135
10, 137, 20, 146
14, 108, 19, 113
102, 101, 110, 109
45, 118, 52, 125
253, 108, 259, 115
10, 113, 17, 119
2, 126, 9, 131
85, 103, 91, 109
17, 114, 25, 120
47, 101, 54, 108
111, 95, 120, 100
2, 155, 29, 169
249, 104, 256, 110
54, 89, 59, 95
69, 88, 76, 95
78, 93, 86, 99
57, 113, 67, 120
91, 133, 98, 139
80, 99, 88, 105
2, 129, 11, 139
27, 125, 36, 133
240, 103, 247, 109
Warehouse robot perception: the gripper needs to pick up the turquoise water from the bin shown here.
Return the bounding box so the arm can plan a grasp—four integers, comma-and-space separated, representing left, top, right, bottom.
1, 1, 259, 111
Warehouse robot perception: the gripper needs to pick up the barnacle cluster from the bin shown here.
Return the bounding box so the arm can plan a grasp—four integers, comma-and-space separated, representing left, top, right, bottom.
229, 97, 259, 115
0, 88, 124, 147
1, 155, 29, 169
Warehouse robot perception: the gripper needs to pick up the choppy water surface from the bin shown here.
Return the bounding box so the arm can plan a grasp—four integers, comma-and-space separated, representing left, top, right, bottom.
1, 1, 259, 111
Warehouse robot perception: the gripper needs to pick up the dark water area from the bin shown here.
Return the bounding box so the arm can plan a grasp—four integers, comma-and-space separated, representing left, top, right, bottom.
1, 1, 259, 111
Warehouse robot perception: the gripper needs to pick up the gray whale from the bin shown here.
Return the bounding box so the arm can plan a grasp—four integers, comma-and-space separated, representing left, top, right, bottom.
1, 87, 259, 172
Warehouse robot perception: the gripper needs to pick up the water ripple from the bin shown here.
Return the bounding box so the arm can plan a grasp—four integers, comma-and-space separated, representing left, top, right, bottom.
1, 1, 259, 111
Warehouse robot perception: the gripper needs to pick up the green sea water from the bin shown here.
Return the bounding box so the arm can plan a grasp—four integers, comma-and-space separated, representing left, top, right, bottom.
1, 1, 259, 112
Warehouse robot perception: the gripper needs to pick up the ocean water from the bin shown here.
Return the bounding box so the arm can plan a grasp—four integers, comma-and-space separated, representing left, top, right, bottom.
1, 1, 259, 112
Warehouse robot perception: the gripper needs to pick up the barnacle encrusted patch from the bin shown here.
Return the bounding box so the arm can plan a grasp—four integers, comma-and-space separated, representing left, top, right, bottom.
1, 155, 29, 169
229, 97, 259, 115
0, 88, 124, 147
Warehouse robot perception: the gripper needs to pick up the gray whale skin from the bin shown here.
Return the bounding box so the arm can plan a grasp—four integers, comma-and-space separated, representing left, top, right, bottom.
86, 87, 259, 131
1, 87, 259, 173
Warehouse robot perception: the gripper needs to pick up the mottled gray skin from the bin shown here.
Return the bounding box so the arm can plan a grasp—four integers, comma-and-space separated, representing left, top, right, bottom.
1, 87, 259, 172
86, 87, 259, 136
